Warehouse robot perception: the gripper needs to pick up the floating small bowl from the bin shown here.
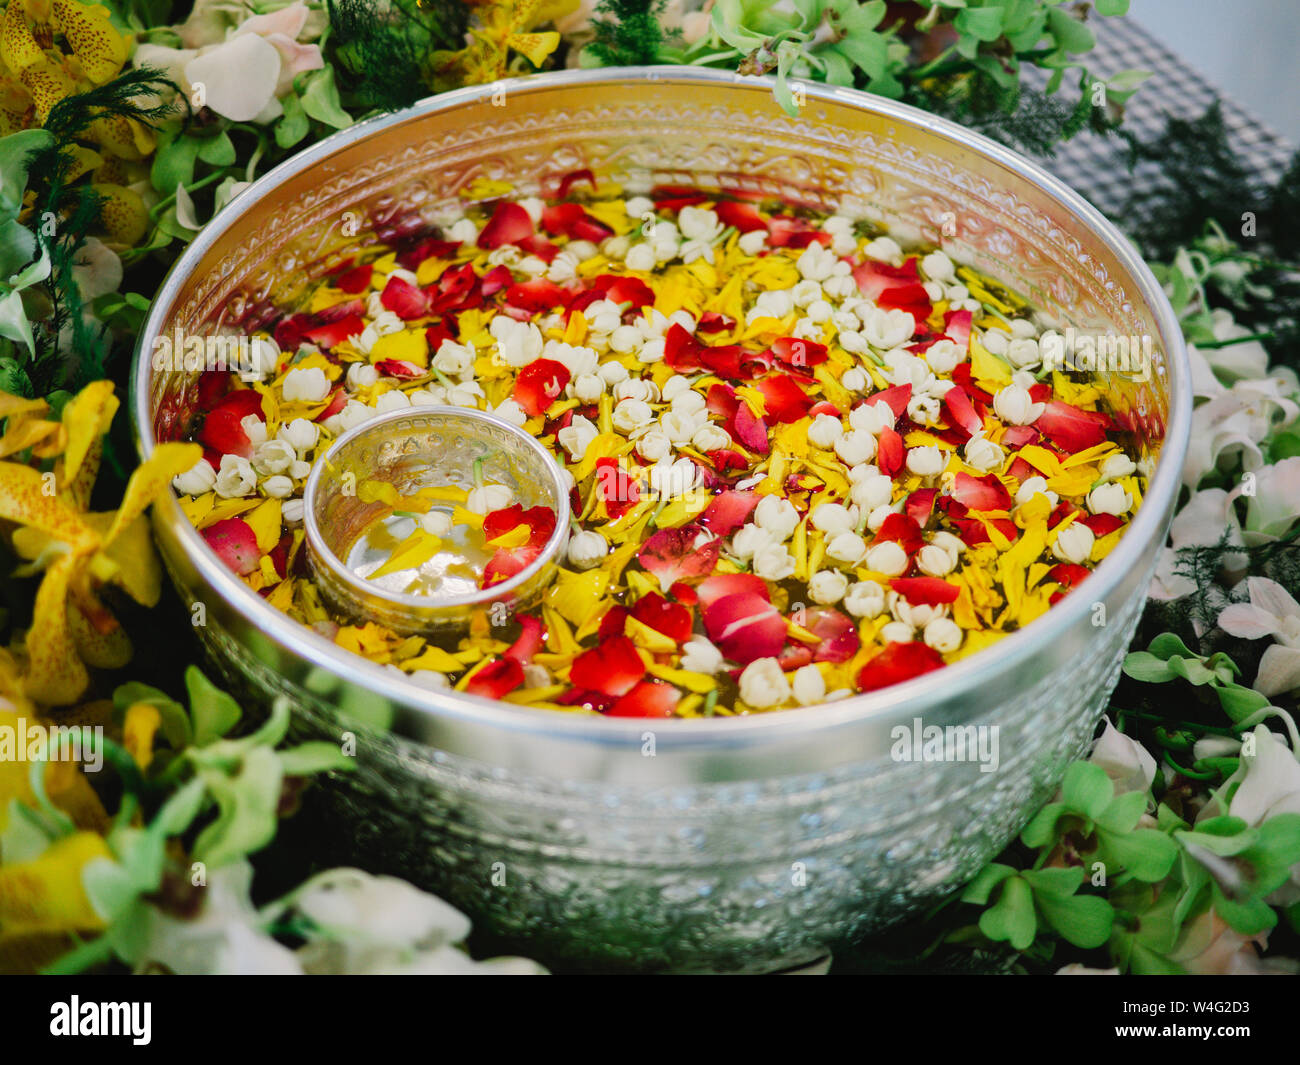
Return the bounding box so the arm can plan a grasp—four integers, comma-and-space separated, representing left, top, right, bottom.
303, 407, 570, 635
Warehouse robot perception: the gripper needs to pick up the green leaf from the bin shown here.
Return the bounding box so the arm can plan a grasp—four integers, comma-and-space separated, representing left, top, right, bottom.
192, 746, 283, 867
1122, 650, 1175, 683
1095, 789, 1147, 835
150, 132, 202, 196
1036, 890, 1113, 948
1062, 761, 1114, 821
276, 91, 310, 149
1148, 632, 1198, 660
1095, 0, 1129, 14
112, 680, 192, 748
1216, 683, 1270, 723
954, 6, 1005, 42
197, 130, 236, 167
0, 129, 52, 221
960, 862, 1017, 904
1021, 865, 1084, 898
299, 67, 353, 130
1020, 801, 1068, 848
1212, 885, 1276, 936
1100, 827, 1179, 882
1166, 655, 1217, 686
1046, 5, 1095, 53
1105, 67, 1151, 104
833, 29, 889, 81
979, 875, 1037, 949
185, 666, 241, 745
154, 777, 208, 836
276, 741, 354, 777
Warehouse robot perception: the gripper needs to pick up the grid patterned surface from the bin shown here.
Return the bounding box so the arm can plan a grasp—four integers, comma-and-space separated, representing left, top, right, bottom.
1021, 15, 1294, 219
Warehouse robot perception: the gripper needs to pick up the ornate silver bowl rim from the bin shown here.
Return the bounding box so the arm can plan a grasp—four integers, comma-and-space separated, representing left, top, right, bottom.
131, 65, 1192, 753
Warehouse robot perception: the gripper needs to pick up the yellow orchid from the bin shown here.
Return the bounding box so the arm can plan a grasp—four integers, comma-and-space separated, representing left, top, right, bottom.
430, 0, 577, 89
0, 0, 153, 242
0, 381, 199, 705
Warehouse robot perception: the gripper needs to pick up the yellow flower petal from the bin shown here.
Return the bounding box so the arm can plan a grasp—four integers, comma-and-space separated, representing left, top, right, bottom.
0, 832, 111, 937
61, 380, 117, 487
52, 0, 127, 85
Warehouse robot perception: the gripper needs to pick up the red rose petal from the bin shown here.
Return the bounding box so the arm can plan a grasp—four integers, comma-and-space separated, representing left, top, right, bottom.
731, 402, 770, 454
1036, 401, 1110, 453
594, 274, 655, 309
202, 518, 261, 575
380, 275, 429, 319
504, 615, 545, 665
335, 263, 373, 294
943, 388, 983, 438
599, 605, 629, 640
951, 472, 1013, 512
557, 168, 595, 199
465, 657, 524, 699
905, 487, 937, 528
375, 359, 422, 379
877, 427, 905, 476
592, 458, 639, 521
505, 279, 570, 313
478, 202, 534, 249
767, 214, 830, 248
771, 336, 828, 372
755, 375, 811, 425
607, 680, 678, 718
197, 389, 264, 458
483, 545, 542, 587
514, 358, 571, 417
715, 199, 767, 233
630, 592, 693, 644
874, 512, 925, 556
698, 489, 759, 537
889, 577, 961, 605
804, 606, 860, 663
570, 634, 646, 696
1084, 512, 1125, 538
637, 525, 720, 587
868, 384, 912, 421
314, 386, 347, 424
1002, 425, 1039, 449
302, 313, 364, 350
696, 572, 769, 608
943, 308, 973, 351
857, 641, 947, 691
702, 592, 786, 664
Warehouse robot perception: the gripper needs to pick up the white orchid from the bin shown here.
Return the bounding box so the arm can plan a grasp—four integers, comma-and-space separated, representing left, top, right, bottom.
1234, 456, 1300, 545
1187, 308, 1272, 390
1218, 578, 1300, 698
132, 861, 546, 975
135, 2, 324, 123
1148, 488, 1243, 604
1088, 720, 1157, 797
1183, 376, 1299, 489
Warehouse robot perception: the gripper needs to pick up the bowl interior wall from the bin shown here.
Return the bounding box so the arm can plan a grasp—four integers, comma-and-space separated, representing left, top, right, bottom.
149, 77, 1170, 473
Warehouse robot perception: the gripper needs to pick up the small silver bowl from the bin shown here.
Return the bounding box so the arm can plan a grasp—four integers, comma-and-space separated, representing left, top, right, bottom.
302, 407, 570, 634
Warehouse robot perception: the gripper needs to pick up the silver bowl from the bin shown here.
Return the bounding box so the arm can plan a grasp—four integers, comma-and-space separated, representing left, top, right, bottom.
132, 67, 1190, 972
